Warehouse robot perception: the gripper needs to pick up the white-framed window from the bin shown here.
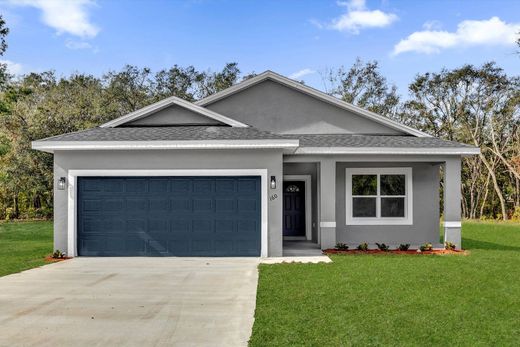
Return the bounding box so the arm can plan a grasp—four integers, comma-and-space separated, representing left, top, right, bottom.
345, 167, 413, 225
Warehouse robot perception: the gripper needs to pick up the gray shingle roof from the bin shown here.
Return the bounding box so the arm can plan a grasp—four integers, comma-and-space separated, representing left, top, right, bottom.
36, 126, 475, 149
38, 126, 287, 142
283, 134, 473, 148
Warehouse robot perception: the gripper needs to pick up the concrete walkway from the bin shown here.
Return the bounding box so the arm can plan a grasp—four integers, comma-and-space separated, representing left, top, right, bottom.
0, 257, 259, 347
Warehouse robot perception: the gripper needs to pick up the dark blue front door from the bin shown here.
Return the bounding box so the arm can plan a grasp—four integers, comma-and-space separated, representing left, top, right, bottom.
283, 181, 306, 237
77, 176, 261, 256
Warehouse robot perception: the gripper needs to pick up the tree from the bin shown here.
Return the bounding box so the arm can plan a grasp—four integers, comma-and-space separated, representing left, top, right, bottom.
404, 62, 520, 220
0, 15, 10, 88
196, 62, 241, 99
322, 58, 400, 119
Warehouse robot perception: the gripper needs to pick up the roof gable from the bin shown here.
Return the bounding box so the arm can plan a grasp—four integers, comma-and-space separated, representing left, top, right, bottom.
101, 95, 248, 128
196, 71, 430, 137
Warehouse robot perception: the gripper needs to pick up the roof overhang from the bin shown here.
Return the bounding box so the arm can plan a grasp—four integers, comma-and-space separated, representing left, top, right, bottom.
196, 71, 431, 138
100, 95, 249, 128
32, 139, 300, 153
294, 146, 480, 156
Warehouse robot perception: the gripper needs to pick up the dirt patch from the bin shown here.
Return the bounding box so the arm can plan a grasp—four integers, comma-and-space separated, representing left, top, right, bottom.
44, 256, 72, 263
323, 249, 469, 255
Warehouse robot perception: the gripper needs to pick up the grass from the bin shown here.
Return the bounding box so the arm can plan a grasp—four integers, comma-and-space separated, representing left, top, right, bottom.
0, 220, 53, 277
250, 221, 520, 346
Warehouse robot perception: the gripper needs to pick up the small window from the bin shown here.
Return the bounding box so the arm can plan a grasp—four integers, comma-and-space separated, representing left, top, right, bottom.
285, 185, 300, 192
346, 168, 412, 225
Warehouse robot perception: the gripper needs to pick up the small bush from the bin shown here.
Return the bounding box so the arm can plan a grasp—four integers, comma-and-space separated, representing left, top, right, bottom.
512, 206, 520, 222
335, 242, 349, 250
398, 243, 410, 251
52, 250, 66, 259
357, 242, 369, 251
4, 207, 14, 221
445, 241, 456, 251
375, 243, 390, 251
419, 243, 433, 252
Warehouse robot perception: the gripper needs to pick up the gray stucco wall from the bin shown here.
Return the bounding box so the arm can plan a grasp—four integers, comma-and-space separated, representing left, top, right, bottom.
283, 162, 318, 241
205, 80, 404, 135
126, 104, 222, 126
53, 149, 283, 256
335, 162, 441, 245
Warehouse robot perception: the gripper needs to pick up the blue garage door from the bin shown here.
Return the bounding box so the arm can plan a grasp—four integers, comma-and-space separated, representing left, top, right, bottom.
77, 176, 261, 256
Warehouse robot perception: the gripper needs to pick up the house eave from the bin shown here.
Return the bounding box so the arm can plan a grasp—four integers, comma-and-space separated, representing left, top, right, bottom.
294, 146, 481, 156
32, 139, 300, 153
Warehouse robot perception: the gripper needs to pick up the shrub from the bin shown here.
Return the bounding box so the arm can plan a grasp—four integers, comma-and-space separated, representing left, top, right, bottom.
357, 242, 369, 251
52, 250, 66, 259
375, 243, 390, 251
335, 242, 349, 251
419, 243, 433, 252
445, 241, 456, 251
512, 206, 520, 222
398, 243, 410, 251
4, 207, 13, 221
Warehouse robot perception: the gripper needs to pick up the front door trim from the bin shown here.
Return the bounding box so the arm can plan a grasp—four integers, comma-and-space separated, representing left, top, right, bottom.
283, 175, 312, 241
68, 169, 268, 257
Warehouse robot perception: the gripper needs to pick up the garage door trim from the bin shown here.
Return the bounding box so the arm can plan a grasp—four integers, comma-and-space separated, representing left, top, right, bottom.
67, 169, 268, 257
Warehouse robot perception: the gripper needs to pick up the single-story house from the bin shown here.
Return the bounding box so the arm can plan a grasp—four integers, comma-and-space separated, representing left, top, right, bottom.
32, 71, 479, 257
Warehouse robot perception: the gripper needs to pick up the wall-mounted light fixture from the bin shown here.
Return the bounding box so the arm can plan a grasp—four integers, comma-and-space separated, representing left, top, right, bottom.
57, 177, 67, 190
270, 176, 276, 189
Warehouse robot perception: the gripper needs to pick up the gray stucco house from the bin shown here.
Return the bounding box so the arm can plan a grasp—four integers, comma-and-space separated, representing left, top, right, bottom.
32, 71, 479, 257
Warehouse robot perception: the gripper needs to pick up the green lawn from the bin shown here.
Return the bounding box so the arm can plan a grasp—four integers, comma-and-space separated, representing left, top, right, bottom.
0, 220, 53, 277
250, 221, 520, 346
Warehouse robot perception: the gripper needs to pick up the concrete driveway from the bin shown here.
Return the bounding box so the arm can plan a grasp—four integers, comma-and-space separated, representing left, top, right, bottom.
0, 257, 259, 347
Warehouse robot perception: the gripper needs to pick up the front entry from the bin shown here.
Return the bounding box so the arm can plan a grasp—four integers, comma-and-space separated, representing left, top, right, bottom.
283, 181, 306, 237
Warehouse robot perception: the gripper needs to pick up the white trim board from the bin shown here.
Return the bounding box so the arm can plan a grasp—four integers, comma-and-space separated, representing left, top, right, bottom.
345, 167, 413, 226
284, 175, 312, 241
196, 71, 430, 138
67, 169, 269, 257
295, 147, 480, 156
32, 139, 300, 153
100, 95, 249, 128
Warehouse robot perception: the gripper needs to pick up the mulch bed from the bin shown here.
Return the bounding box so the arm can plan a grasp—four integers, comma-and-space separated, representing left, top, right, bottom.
44, 256, 72, 263
323, 249, 468, 255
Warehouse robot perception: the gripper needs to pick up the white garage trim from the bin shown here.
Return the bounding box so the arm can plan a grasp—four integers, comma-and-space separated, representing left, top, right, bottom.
67, 169, 268, 257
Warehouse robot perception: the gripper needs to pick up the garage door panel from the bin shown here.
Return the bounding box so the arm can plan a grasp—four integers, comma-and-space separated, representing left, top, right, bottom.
215, 198, 237, 213
193, 198, 213, 212
149, 198, 170, 211
215, 220, 235, 233
103, 199, 124, 212
77, 176, 261, 256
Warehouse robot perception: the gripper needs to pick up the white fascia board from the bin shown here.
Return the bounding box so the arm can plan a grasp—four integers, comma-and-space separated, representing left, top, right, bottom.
32, 139, 300, 152
295, 146, 481, 156
100, 95, 248, 128
196, 71, 431, 138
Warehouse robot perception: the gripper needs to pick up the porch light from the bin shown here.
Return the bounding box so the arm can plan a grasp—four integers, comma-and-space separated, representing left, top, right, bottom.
57, 177, 67, 190
270, 176, 276, 189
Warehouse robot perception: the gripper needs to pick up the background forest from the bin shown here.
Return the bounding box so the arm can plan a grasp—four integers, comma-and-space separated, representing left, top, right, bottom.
0, 17, 518, 221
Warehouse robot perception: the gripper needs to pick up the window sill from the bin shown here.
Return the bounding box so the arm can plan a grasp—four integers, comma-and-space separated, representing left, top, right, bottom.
346, 218, 413, 226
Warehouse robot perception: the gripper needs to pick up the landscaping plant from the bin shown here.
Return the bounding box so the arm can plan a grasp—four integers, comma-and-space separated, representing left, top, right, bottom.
419, 243, 433, 252
52, 249, 66, 259
398, 243, 410, 251
445, 242, 456, 251
357, 242, 369, 251
375, 243, 390, 251
335, 243, 349, 251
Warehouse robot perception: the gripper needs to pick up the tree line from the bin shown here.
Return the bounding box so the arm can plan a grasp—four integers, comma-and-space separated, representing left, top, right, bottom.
0, 17, 518, 220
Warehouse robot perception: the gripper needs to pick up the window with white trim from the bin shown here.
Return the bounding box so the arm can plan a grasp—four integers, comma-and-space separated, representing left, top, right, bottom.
346, 167, 413, 225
